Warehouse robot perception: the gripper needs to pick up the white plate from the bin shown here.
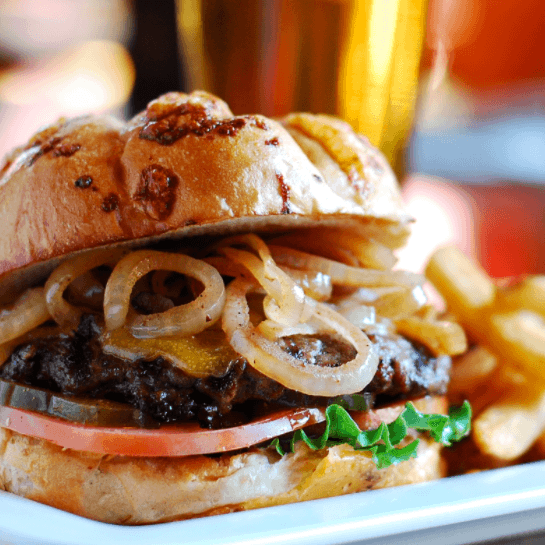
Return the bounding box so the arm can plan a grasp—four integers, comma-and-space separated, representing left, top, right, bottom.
2, 461, 545, 545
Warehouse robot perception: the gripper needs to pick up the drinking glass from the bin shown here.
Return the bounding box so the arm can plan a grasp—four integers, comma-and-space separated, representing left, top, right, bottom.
176, 0, 429, 176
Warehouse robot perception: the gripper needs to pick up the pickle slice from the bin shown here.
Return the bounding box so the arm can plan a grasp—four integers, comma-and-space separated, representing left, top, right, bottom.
0, 378, 159, 428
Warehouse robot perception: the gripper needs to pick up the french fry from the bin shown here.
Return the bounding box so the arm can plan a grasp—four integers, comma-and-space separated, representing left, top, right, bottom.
457, 381, 503, 419
473, 378, 545, 461
425, 246, 496, 317
472, 365, 528, 416
496, 275, 545, 318
395, 316, 467, 356
451, 363, 526, 418
414, 304, 439, 321
449, 346, 498, 394
425, 246, 545, 467
486, 311, 545, 383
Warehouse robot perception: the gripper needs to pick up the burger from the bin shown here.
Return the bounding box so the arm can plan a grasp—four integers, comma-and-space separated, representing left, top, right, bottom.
0, 91, 470, 524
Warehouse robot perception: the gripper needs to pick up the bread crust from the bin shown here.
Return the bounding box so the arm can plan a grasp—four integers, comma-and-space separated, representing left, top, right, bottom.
0, 397, 446, 524
0, 91, 411, 302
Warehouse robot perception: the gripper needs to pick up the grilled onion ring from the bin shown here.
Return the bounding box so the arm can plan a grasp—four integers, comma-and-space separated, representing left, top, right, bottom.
271, 230, 396, 270
217, 234, 316, 326
202, 256, 249, 279
256, 319, 317, 340
220, 246, 313, 327
222, 278, 379, 396
269, 245, 424, 288
44, 248, 127, 327
281, 267, 332, 301
204, 256, 332, 302
333, 285, 427, 321
0, 288, 51, 346
104, 250, 225, 338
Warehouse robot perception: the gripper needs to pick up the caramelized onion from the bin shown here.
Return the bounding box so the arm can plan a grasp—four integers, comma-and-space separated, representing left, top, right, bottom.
203, 256, 250, 279
215, 233, 273, 262
333, 285, 427, 320
270, 233, 360, 266
256, 319, 317, 341
281, 267, 332, 301
104, 250, 225, 338
203, 257, 333, 301
272, 230, 396, 270
45, 248, 127, 327
334, 302, 376, 329
269, 245, 424, 288
0, 288, 51, 347
334, 234, 397, 270
220, 245, 313, 327
222, 279, 379, 396
220, 247, 277, 293
262, 292, 316, 326
217, 234, 291, 300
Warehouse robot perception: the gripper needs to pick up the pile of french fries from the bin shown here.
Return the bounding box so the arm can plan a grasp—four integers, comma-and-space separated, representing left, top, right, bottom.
426, 247, 545, 466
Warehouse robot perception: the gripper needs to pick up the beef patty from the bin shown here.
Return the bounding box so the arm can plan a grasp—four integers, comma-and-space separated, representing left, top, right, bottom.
0, 315, 450, 428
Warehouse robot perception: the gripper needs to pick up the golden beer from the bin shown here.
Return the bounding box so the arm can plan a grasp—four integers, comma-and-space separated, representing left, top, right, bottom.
176, 0, 428, 176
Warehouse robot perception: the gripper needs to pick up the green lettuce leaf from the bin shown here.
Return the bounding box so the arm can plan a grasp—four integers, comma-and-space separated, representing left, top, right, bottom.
271, 400, 471, 469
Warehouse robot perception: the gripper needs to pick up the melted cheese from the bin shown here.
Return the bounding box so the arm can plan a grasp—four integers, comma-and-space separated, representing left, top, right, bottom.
100, 327, 238, 378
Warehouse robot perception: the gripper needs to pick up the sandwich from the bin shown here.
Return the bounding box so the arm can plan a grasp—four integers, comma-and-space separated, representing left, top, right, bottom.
0, 91, 470, 524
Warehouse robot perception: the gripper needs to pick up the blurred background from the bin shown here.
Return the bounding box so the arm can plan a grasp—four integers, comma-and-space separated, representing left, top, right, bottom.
0, 0, 544, 279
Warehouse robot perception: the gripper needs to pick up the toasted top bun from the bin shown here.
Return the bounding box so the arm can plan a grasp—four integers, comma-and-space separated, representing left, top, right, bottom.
0, 91, 411, 302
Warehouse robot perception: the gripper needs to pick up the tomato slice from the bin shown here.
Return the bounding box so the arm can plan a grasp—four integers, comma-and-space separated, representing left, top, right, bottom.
0, 405, 325, 457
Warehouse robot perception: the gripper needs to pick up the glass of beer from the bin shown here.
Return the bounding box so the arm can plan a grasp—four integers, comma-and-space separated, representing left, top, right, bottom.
176, 0, 429, 176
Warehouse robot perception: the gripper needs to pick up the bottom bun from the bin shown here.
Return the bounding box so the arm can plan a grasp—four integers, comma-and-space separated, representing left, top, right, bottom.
0, 397, 446, 525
